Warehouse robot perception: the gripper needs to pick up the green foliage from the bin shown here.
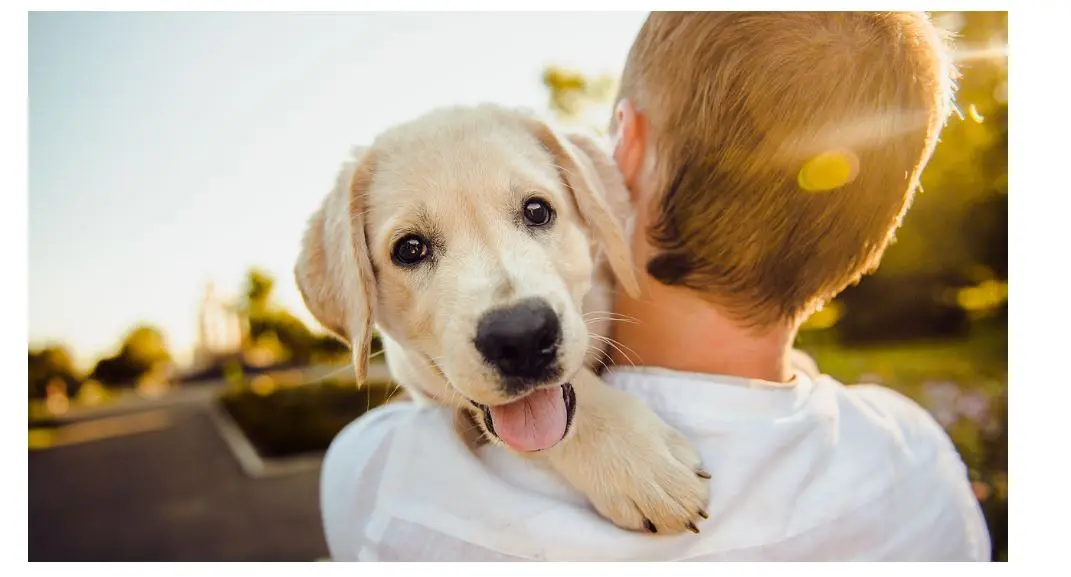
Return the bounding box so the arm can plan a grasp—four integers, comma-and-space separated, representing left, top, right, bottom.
876, 12, 1008, 283
28, 345, 79, 399
832, 12, 1008, 342
239, 268, 350, 365
542, 66, 617, 130
118, 325, 172, 367
88, 324, 171, 387
243, 267, 276, 316
220, 379, 397, 458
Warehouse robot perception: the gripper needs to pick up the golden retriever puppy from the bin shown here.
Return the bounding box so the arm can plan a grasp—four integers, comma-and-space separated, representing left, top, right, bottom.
295, 104, 709, 534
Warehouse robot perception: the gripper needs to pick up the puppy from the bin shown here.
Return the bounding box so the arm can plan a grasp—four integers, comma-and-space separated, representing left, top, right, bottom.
295, 104, 709, 534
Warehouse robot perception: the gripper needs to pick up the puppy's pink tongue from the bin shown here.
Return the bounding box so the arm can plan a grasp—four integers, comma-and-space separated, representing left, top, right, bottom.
488, 386, 567, 452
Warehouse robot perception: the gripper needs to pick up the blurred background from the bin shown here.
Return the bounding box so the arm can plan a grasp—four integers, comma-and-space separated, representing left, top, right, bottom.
27, 11, 1007, 561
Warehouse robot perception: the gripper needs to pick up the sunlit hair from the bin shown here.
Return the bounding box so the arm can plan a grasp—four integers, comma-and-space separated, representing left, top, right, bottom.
616, 12, 958, 328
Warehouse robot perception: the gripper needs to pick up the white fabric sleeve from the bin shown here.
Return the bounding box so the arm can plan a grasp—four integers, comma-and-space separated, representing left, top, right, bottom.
319, 402, 419, 561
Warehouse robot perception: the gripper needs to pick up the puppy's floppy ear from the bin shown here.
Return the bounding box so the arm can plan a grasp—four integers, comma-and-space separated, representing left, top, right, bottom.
522, 118, 641, 298
294, 147, 378, 385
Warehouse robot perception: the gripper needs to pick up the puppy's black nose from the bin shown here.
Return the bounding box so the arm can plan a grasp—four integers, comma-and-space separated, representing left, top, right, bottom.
474, 297, 561, 382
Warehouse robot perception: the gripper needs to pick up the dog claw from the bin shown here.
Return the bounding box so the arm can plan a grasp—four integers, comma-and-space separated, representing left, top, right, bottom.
687, 521, 700, 534
643, 519, 658, 533
698, 509, 709, 519
696, 470, 712, 479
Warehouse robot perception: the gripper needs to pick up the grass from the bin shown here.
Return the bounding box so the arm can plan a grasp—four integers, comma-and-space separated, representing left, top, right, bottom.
796, 324, 1007, 399
798, 325, 1008, 474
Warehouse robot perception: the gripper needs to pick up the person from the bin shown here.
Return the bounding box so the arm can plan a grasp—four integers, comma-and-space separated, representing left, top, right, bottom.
319, 12, 990, 561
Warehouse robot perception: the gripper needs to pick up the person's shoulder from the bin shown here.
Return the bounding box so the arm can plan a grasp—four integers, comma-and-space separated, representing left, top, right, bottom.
797, 376, 968, 508
819, 379, 966, 490
814, 379, 990, 560
320, 401, 414, 500
321, 399, 458, 491
794, 358, 957, 459
826, 378, 959, 460
319, 401, 442, 560
323, 401, 419, 469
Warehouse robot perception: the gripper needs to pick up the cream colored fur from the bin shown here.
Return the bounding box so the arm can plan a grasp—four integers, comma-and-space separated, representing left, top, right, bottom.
295, 104, 709, 534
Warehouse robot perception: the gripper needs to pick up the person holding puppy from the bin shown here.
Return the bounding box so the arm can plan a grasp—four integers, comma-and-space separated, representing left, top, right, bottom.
320, 12, 989, 561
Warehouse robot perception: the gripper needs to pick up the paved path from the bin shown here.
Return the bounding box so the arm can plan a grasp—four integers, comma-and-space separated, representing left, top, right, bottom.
29, 404, 328, 561
27, 362, 393, 561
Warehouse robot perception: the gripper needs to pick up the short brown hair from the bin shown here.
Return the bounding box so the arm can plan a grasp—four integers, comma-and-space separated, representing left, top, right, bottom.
617, 12, 957, 327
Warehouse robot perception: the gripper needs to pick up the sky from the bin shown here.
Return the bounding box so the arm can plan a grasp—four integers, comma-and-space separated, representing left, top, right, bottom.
28, 12, 648, 370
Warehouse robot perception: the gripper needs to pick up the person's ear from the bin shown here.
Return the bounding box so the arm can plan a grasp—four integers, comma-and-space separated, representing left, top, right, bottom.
610, 99, 648, 200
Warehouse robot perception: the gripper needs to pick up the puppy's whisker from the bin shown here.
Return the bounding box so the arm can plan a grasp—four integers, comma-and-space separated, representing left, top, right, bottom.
443, 384, 467, 409
583, 317, 640, 327
296, 361, 355, 388
599, 334, 642, 363
441, 385, 458, 405
591, 334, 638, 367
583, 315, 639, 322
583, 310, 639, 323
366, 379, 381, 413
386, 379, 403, 400
457, 416, 486, 436
584, 344, 613, 374
607, 340, 641, 368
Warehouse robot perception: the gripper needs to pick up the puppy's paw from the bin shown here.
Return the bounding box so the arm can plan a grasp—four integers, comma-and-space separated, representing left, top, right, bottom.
585, 417, 710, 535
545, 380, 711, 535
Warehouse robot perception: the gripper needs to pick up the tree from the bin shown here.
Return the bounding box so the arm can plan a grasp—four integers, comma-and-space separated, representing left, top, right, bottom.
238, 268, 349, 366
119, 325, 172, 367
542, 66, 617, 131
28, 345, 79, 399
89, 324, 172, 387
835, 11, 1008, 341
871, 11, 1008, 280
244, 268, 275, 317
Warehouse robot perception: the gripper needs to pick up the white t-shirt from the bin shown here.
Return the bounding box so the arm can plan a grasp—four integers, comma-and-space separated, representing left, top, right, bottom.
320, 367, 991, 561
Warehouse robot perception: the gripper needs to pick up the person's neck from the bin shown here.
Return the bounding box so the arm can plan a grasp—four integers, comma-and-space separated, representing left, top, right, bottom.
609, 276, 798, 384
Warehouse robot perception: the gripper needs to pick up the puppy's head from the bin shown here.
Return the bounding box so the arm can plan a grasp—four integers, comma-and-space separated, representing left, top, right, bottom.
296, 106, 638, 451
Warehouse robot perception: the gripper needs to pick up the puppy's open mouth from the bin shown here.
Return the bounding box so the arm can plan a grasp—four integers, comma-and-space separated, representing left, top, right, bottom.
474, 383, 576, 452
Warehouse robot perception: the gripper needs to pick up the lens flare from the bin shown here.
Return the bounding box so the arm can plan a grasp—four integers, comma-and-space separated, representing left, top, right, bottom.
798, 150, 859, 192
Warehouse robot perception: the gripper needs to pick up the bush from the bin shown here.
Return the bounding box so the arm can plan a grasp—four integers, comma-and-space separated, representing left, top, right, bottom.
219, 378, 398, 459
835, 273, 972, 345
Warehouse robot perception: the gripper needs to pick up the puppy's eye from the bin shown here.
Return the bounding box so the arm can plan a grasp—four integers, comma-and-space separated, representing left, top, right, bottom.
523, 198, 553, 227
391, 235, 430, 266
